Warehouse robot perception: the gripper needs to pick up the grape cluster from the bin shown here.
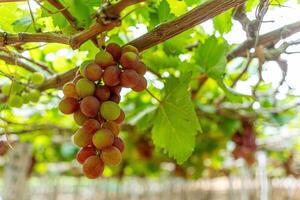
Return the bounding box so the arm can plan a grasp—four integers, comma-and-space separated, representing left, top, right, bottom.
58, 43, 147, 179
232, 119, 257, 165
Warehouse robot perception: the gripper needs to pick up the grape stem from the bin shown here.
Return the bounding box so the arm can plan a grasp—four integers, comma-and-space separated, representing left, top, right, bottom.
146, 89, 161, 103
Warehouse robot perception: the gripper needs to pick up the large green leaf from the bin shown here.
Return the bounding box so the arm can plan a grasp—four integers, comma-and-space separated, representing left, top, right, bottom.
151, 74, 201, 164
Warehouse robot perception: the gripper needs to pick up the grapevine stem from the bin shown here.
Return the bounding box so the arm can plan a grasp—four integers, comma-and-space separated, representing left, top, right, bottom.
146, 89, 161, 103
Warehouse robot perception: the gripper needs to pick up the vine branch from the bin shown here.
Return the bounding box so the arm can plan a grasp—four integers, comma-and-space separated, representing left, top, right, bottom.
0, 0, 144, 49
227, 20, 300, 60
37, 0, 246, 90
0, 53, 37, 72
129, 0, 245, 51
47, 0, 79, 31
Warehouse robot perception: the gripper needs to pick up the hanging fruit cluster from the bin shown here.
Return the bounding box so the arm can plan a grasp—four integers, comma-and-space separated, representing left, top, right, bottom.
232, 118, 257, 165
58, 43, 147, 179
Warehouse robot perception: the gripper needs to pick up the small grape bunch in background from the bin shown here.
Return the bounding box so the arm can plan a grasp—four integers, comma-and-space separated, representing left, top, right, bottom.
0, 72, 44, 107
58, 43, 148, 179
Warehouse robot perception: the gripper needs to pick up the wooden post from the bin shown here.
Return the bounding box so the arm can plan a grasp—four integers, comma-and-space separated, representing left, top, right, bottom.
2, 143, 32, 200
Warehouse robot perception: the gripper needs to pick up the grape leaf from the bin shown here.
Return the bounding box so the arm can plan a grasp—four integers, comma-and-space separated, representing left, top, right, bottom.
245, 0, 259, 11
41, 2, 69, 30
213, 9, 233, 34
65, 0, 91, 27
194, 36, 252, 99
158, 0, 173, 22
166, 0, 187, 16
185, 0, 204, 6
12, 16, 34, 32
151, 74, 201, 164
195, 36, 228, 80
0, 4, 27, 32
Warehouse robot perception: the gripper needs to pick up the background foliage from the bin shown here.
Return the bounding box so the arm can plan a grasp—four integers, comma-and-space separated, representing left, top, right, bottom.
0, 0, 300, 179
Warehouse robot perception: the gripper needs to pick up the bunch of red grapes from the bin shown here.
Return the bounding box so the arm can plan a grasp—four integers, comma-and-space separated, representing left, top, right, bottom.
232, 118, 257, 165
58, 43, 147, 179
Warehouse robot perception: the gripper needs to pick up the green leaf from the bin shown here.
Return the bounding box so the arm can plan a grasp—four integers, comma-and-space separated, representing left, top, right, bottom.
185, 0, 204, 6
142, 49, 181, 72
163, 31, 191, 55
12, 16, 33, 32
195, 36, 228, 80
0, 4, 20, 32
220, 118, 241, 136
151, 74, 201, 164
213, 9, 233, 34
79, 40, 99, 59
158, 0, 172, 22
41, 2, 69, 30
67, 0, 91, 26
245, 0, 259, 11
166, 0, 188, 16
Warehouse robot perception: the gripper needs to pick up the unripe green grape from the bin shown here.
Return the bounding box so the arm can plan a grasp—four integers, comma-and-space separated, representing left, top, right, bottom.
28, 90, 41, 102
82, 155, 104, 179
72, 128, 92, 147
73, 110, 89, 126
80, 96, 100, 117
1, 84, 11, 96
94, 51, 115, 68
92, 129, 114, 149
103, 66, 121, 87
120, 52, 139, 69
8, 82, 24, 95
76, 147, 96, 164
22, 93, 30, 104
30, 72, 45, 85
100, 101, 121, 120
102, 121, 120, 136
100, 146, 122, 166
82, 119, 101, 135
58, 97, 79, 114
75, 78, 95, 98
8, 95, 23, 108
